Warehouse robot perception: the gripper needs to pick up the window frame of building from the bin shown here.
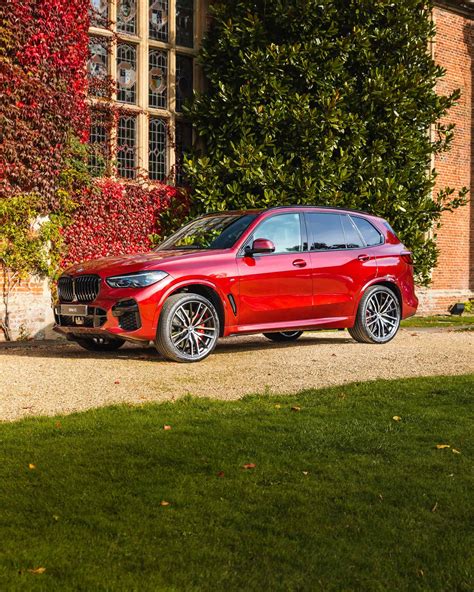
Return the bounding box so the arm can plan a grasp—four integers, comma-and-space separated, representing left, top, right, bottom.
87, 0, 207, 183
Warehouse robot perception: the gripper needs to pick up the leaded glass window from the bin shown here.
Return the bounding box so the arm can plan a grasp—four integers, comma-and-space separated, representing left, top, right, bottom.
117, 115, 137, 179
117, 0, 137, 35
117, 44, 137, 104
88, 36, 109, 97
149, 118, 168, 181
176, 0, 194, 48
176, 54, 193, 112
89, 111, 110, 177
149, 50, 168, 109
175, 121, 192, 185
90, 0, 108, 28
149, 0, 168, 42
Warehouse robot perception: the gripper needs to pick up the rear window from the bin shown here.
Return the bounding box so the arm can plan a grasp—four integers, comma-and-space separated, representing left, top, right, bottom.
351, 216, 383, 247
306, 213, 346, 250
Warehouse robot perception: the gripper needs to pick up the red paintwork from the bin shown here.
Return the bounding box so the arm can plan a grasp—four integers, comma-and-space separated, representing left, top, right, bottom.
54, 207, 418, 343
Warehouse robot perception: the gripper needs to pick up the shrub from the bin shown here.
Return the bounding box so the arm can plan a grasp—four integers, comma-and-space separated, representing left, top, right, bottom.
61, 181, 188, 269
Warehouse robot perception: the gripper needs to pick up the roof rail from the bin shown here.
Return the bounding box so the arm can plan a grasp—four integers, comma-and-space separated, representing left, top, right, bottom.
264, 204, 374, 216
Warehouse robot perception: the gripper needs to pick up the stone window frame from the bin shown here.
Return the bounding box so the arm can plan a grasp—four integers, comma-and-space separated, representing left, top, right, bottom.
88, 0, 207, 183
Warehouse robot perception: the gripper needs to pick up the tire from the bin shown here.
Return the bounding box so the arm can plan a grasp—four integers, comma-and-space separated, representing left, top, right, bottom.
263, 331, 303, 342
348, 285, 401, 344
75, 336, 126, 352
155, 293, 220, 363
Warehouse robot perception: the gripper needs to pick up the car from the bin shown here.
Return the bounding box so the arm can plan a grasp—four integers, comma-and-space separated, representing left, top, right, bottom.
53, 206, 418, 362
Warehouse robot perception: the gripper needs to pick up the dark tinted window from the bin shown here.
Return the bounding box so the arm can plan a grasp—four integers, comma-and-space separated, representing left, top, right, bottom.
351, 216, 383, 246
253, 213, 302, 253
341, 215, 364, 249
306, 213, 346, 250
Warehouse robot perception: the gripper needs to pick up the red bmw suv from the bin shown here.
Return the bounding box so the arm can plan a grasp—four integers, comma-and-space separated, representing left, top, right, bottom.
54, 206, 418, 362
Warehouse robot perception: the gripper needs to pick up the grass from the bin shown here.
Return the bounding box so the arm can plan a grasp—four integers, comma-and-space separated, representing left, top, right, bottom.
1, 376, 473, 592
401, 315, 474, 328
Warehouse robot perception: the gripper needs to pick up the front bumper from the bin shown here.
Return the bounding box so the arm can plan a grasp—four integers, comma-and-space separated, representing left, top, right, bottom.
54, 296, 154, 343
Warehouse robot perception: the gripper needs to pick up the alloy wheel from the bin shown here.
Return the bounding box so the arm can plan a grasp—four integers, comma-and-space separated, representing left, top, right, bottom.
170, 300, 218, 360
364, 290, 400, 342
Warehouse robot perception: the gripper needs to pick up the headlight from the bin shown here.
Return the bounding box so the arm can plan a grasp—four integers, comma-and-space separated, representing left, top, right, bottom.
106, 270, 168, 289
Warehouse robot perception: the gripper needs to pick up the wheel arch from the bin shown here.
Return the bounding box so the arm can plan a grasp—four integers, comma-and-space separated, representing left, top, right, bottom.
163, 282, 227, 337
354, 278, 403, 321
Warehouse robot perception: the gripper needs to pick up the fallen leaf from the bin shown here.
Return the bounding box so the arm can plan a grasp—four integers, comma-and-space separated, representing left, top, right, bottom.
378, 494, 384, 501
431, 502, 438, 513
217, 471, 225, 478
55, 421, 61, 429
452, 448, 461, 454
28, 567, 46, 575
53, 515, 59, 521
436, 444, 450, 449
417, 569, 425, 578
291, 406, 301, 412
163, 425, 172, 431
243, 463, 256, 470
392, 416, 402, 422
160, 500, 170, 507
302, 471, 309, 476
28, 463, 36, 470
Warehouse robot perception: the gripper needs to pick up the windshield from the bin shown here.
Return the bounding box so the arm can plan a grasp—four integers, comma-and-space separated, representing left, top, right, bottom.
156, 214, 258, 251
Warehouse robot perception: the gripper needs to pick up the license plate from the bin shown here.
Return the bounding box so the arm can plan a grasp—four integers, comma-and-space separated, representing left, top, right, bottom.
60, 304, 88, 316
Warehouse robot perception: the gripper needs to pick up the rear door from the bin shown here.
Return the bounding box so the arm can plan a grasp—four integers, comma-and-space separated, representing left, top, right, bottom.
236, 212, 313, 329
305, 212, 378, 319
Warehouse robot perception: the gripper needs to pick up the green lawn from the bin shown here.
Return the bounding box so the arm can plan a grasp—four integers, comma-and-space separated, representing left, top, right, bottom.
401, 315, 474, 328
1, 376, 473, 592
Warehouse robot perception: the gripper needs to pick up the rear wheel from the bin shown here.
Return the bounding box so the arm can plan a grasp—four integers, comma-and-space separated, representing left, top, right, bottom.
263, 331, 303, 342
348, 286, 401, 344
155, 293, 220, 363
75, 336, 126, 352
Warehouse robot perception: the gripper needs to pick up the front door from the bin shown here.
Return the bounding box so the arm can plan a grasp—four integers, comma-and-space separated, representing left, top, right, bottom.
237, 213, 313, 330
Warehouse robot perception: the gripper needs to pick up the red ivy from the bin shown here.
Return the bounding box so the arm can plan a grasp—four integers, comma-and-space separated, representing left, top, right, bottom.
62, 180, 189, 268
0, 0, 90, 207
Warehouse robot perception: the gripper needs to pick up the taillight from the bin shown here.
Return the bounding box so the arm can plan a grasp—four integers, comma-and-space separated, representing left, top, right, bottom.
401, 252, 413, 265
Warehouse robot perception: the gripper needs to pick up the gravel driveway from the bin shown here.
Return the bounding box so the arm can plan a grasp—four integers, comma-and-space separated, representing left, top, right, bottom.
1, 328, 473, 421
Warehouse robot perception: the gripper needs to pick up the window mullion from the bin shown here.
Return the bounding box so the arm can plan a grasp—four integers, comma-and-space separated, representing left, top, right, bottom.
168, 0, 177, 179
138, 0, 149, 175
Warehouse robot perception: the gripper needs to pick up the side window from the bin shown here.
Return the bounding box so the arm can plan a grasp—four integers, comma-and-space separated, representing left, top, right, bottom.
306, 213, 346, 251
351, 216, 383, 247
253, 213, 302, 253
341, 215, 364, 249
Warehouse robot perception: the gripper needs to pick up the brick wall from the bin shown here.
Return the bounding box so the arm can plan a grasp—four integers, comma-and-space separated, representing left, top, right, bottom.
0, 272, 56, 341
429, 5, 474, 312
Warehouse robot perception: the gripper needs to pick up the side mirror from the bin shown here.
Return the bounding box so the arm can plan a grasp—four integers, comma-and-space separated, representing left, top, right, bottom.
245, 238, 276, 256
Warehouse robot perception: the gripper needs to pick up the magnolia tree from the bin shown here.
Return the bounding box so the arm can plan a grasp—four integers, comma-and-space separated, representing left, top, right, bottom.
184, 0, 468, 285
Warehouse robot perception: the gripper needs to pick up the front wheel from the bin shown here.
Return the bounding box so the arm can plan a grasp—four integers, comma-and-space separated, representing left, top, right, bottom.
348, 286, 401, 344
155, 293, 220, 363
263, 331, 303, 342
75, 336, 126, 352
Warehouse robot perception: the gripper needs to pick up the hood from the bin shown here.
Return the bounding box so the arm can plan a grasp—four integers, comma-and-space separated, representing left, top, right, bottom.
63, 250, 219, 276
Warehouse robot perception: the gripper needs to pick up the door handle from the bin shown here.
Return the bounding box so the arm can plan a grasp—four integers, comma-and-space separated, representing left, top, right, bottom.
358, 254, 370, 262
292, 259, 307, 268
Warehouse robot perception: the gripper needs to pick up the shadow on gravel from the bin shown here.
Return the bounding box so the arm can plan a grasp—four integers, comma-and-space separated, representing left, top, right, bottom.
0, 334, 354, 361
